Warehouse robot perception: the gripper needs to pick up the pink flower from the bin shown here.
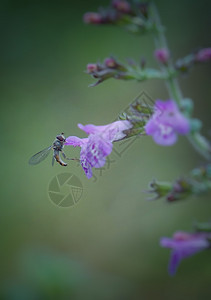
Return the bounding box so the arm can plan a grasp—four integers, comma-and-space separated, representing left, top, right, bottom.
65, 120, 132, 178
83, 12, 103, 24
195, 48, 211, 62
154, 48, 169, 64
112, 0, 131, 13
160, 231, 211, 275
104, 57, 118, 68
145, 100, 190, 146
86, 63, 98, 73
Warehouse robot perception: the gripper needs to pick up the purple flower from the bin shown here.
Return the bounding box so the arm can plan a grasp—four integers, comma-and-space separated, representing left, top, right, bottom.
195, 48, 211, 62
83, 12, 103, 24
160, 231, 211, 276
154, 48, 169, 64
145, 99, 190, 146
78, 120, 131, 141
112, 0, 131, 13
65, 120, 132, 178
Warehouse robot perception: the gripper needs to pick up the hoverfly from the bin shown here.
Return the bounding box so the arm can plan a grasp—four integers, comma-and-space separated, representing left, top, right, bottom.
29, 133, 71, 166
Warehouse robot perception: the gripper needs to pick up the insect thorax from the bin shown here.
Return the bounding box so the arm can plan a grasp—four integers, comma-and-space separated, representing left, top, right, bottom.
53, 140, 64, 151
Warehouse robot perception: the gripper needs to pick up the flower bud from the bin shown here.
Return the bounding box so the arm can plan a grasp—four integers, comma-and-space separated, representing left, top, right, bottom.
86, 63, 98, 73
180, 98, 193, 116
154, 48, 169, 64
190, 118, 202, 132
195, 48, 211, 62
104, 57, 118, 68
146, 180, 173, 200
83, 12, 103, 24
112, 0, 131, 14
167, 178, 192, 202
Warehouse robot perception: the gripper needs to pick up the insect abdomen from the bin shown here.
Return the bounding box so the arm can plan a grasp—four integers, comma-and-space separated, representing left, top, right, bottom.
53, 150, 67, 166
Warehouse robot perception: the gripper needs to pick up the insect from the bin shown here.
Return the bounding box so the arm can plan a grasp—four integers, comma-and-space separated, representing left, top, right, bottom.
29, 133, 71, 166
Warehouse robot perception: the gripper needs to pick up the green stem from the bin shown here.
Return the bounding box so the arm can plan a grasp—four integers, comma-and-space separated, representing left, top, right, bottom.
151, 2, 211, 161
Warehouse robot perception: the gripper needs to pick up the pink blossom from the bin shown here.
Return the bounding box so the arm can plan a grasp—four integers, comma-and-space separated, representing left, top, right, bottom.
83, 12, 103, 24
154, 48, 169, 64
112, 0, 131, 13
196, 48, 211, 62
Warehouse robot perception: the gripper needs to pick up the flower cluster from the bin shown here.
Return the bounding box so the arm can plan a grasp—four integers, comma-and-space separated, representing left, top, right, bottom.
146, 163, 211, 202
65, 1, 211, 278
86, 56, 166, 86
65, 120, 132, 178
83, 0, 132, 25
82, 0, 211, 278
86, 57, 129, 86
160, 231, 211, 275
146, 178, 194, 202
65, 98, 192, 179
83, 0, 151, 34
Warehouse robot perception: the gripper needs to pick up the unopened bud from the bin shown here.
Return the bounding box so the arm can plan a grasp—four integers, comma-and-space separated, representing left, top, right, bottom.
167, 178, 192, 202
86, 63, 98, 73
154, 48, 169, 64
146, 180, 172, 200
104, 57, 118, 68
195, 48, 211, 62
83, 12, 103, 24
112, 0, 131, 13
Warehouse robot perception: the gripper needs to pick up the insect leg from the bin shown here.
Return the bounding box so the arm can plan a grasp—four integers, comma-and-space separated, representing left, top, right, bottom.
62, 151, 80, 162
61, 151, 66, 159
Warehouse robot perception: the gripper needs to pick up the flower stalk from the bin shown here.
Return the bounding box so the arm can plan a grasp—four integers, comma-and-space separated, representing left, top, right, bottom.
150, 2, 211, 160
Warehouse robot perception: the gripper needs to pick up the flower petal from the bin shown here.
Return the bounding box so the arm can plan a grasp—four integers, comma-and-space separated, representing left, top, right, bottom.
81, 156, 92, 179
153, 129, 177, 146
145, 118, 158, 135
78, 123, 101, 135
65, 136, 88, 147
160, 237, 176, 248
86, 134, 113, 168
145, 99, 190, 146
168, 250, 181, 276
161, 232, 210, 276
78, 120, 132, 141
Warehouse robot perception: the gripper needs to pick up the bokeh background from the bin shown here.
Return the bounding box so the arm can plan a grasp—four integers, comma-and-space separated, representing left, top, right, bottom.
1, 0, 211, 299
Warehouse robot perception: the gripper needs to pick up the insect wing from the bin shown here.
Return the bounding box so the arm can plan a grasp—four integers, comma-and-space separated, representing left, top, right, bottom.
52, 155, 55, 166
29, 146, 52, 165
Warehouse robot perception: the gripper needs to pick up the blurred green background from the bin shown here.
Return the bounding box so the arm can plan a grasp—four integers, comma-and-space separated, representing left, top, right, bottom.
1, 0, 211, 299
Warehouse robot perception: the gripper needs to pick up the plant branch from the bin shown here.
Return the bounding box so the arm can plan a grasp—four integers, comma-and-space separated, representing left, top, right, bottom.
150, 2, 211, 161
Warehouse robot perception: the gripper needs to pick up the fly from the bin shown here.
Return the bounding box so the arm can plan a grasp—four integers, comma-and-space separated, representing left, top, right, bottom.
29, 133, 71, 166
